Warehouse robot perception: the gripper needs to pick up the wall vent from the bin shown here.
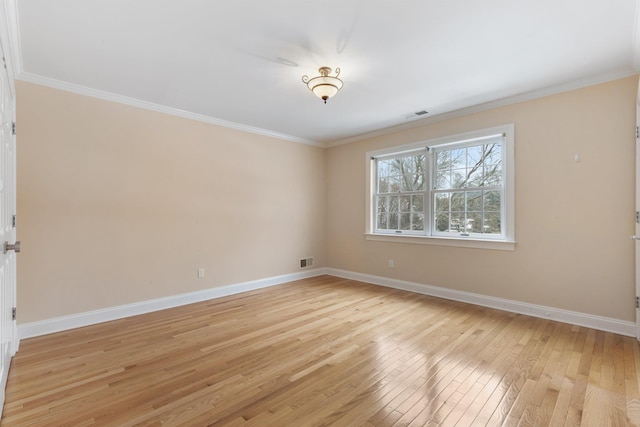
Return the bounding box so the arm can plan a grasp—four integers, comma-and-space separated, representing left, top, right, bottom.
404, 110, 429, 120
299, 257, 314, 269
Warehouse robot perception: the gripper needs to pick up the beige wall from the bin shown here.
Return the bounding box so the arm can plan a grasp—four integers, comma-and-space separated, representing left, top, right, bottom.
16, 76, 638, 325
325, 76, 637, 322
17, 81, 326, 323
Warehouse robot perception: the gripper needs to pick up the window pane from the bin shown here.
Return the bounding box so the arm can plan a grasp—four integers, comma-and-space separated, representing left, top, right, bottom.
414, 172, 426, 191
451, 169, 466, 188
450, 212, 464, 232
436, 169, 450, 189
377, 160, 389, 177
400, 213, 411, 230
377, 213, 388, 229
401, 174, 414, 191
412, 195, 424, 212
435, 213, 449, 232
467, 212, 482, 233
450, 149, 465, 170
484, 190, 501, 211
436, 143, 504, 191
483, 211, 501, 234
376, 196, 390, 230
436, 150, 450, 169
378, 177, 389, 193
389, 213, 398, 229
412, 213, 424, 230
389, 174, 401, 192
396, 157, 409, 174
467, 165, 484, 187
451, 192, 464, 211
389, 159, 402, 175
485, 144, 502, 165
399, 196, 410, 212
484, 144, 502, 185
379, 153, 426, 194
387, 196, 398, 212
466, 191, 482, 211
484, 163, 502, 186
467, 145, 483, 168
377, 196, 388, 214
435, 193, 449, 212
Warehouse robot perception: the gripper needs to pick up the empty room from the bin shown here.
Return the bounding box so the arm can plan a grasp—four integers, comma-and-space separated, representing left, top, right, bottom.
0, 0, 639, 425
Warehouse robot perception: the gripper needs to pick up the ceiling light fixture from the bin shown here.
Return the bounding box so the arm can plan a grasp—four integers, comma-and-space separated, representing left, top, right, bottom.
302, 67, 342, 104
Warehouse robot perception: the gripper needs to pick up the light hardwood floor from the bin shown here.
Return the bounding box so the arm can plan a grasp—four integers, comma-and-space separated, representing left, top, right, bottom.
2, 275, 640, 426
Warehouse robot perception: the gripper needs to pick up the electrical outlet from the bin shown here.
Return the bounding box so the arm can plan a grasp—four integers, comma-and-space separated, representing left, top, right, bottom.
198, 268, 205, 278
388, 259, 394, 268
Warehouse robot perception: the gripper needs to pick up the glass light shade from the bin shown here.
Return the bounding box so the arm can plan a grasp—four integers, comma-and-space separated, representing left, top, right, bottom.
302, 67, 343, 103
309, 81, 341, 100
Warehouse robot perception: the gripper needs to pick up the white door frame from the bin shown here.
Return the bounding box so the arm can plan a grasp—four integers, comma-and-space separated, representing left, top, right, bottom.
0, 0, 18, 418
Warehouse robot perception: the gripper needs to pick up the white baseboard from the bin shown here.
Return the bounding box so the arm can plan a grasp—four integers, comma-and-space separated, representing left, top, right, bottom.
19, 267, 636, 340
325, 268, 636, 337
18, 268, 327, 339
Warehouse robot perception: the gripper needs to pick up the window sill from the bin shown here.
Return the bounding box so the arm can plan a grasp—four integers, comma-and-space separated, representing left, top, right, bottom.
364, 233, 515, 251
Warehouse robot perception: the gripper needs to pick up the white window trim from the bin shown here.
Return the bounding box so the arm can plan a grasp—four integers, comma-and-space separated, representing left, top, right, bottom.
365, 124, 515, 251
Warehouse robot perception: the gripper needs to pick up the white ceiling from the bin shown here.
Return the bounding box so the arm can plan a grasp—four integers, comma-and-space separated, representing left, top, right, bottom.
10, 0, 640, 146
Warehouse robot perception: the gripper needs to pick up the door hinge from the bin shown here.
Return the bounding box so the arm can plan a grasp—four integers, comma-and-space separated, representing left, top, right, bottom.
636, 297, 639, 309
11, 215, 16, 228
11, 122, 15, 136
637, 126, 639, 139
11, 307, 16, 321
636, 211, 639, 224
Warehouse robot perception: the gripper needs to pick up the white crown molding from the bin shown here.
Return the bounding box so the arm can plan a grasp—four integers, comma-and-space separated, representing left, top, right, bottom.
325, 268, 636, 337
17, 72, 324, 148
325, 69, 638, 148
15, 68, 637, 151
18, 268, 328, 339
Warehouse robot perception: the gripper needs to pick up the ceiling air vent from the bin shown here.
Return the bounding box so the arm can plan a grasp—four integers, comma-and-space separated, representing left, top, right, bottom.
404, 110, 429, 120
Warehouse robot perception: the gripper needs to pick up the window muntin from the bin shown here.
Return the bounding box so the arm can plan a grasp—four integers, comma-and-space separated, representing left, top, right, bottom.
368, 125, 513, 243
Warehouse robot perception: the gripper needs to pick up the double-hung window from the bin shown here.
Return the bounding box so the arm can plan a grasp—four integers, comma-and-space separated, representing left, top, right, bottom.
375, 148, 428, 233
367, 125, 514, 250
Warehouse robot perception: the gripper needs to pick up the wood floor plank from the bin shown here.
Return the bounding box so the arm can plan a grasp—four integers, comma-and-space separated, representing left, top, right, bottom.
625, 339, 640, 425
2, 275, 640, 426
